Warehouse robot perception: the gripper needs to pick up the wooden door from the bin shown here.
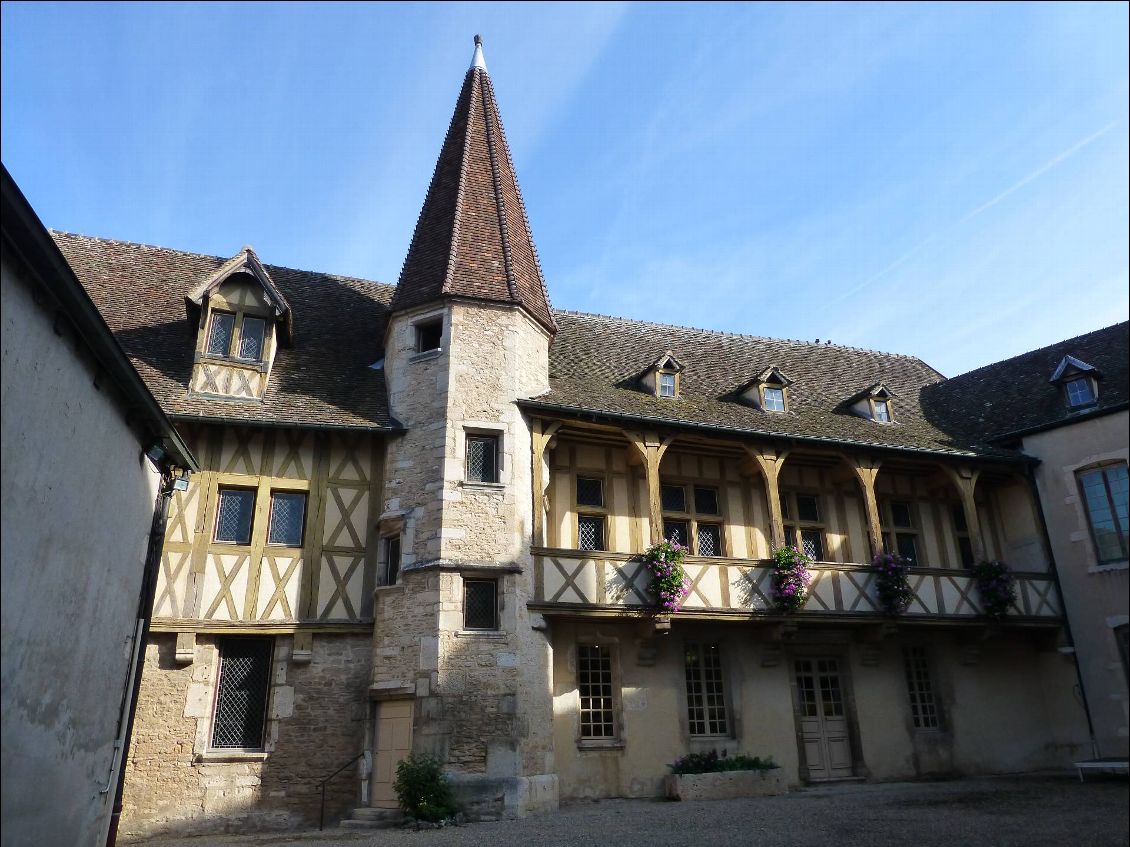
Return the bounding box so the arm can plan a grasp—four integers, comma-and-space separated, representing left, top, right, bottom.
370, 699, 414, 808
794, 658, 854, 780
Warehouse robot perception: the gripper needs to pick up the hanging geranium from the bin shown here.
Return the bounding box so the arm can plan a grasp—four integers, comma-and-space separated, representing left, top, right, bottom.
771, 546, 812, 613
643, 540, 692, 614
872, 551, 915, 616
970, 560, 1016, 620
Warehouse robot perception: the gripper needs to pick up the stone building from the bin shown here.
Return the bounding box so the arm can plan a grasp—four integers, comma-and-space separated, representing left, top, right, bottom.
34, 39, 1125, 840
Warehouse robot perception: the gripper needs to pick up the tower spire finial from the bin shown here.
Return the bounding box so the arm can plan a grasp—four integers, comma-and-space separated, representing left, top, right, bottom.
471, 34, 488, 72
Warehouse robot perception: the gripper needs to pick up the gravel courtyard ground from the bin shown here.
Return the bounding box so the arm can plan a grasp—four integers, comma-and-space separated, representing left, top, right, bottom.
144, 774, 1128, 847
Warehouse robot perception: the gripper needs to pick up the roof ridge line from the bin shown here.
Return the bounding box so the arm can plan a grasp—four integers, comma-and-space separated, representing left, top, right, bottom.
550, 308, 925, 361
480, 71, 519, 304
945, 320, 1130, 380
440, 69, 477, 297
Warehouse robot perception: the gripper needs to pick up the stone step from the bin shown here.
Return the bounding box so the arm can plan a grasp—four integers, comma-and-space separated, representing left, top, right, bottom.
340, 808, 406, 829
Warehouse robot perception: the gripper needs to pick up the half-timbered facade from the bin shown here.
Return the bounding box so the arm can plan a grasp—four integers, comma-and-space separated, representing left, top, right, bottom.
45, 37, 1122, 840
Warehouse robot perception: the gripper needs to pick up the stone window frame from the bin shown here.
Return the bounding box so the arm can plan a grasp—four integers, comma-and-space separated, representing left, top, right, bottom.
1061, 449, 1129, 573
462, 577, 500, 631
660, 478, 726, 557
414, 316, 444, 354
780, 490, 827, 562
379, 533, 402, 587
574, 473, 608, 552
209, 636, 274, 752
881, 498, 923, 565
462, 425, 505, 488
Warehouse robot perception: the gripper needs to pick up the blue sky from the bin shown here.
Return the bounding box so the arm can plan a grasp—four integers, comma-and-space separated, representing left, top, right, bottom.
2, 2, 1127, 376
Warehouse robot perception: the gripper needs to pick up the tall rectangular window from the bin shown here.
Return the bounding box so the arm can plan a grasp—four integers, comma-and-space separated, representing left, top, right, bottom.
904, 646, 940, 729
463, 579, 498, 630
267, 491, 306, 546
873, 399, 891, 422
578, 644, 615, 739
882, 499, 920, 564
952, 504, 975, 567
206, 311, 235, 356
466, 435, 499, 483
685, 643, 728, 736
782, 492, 825, 561
1077, 464, 1129, 563
211, 638, 273, 749
238, 316, 266, 360
382, 536, 401, 586
214, 487, 256, 544
576, 476, 607, 552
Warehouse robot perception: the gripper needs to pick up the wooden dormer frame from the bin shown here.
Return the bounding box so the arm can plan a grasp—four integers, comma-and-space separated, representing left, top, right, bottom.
642, 351, 685, 400
739, 366, 793, 412
1049, 355, 1101, 410
186, 246, 293, 346
845, 383, 898, 424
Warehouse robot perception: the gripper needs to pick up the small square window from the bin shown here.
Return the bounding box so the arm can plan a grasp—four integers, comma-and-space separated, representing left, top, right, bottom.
267, 491, 306, 546
416, 319, 443, 353
464, 579, 498, 630
895, 533, 919, 563
697, 524, 722, 557
661, 484, 686, 513
576, 477, 604, 508
206, 311, 235, 356
1065, 377, 1095, 408
664, 519, 689, 547
466, 435, 499, 483
382, 536, 401, 586
694, 486, 719, 515
891, 501, 914, 529
873, 399, 891, 423
578, 515, 605, 551
800, 529, 824, 561
238, 316, 266, 360
763, 386, 785, 412
214, 487, 256, 544
797, 495, 820, 523
659, 372, 676, 398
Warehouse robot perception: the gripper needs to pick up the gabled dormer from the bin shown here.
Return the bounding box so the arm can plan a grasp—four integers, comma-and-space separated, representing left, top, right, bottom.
738, 366, 793, 412
641, 351, 685, 399
846, 383, 897, 423
185, 246, 291, 400
1050, 355, 1101, 410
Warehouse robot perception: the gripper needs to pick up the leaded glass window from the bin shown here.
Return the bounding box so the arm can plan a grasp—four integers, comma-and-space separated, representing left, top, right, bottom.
206, 311, 235, 356
697, 524, 721, 557
782, 492, 824, 560
238, 316, 266, 360
214, 488, 255, 544
1077, 464, 1129, 563
466, 435, 499, 483
578, 515, 605, 551
661, 484, 686, 513
694, 486, 719, 515
664, 519, 689, 547
904, 646, 940, 729
576, 477, 604, 508
685, 643, 728, 736
463, 579, 498, 630
267, 491, 306, 546
800, 528, 824, 561
578, 644, 615, 739
211, 638, 273, 749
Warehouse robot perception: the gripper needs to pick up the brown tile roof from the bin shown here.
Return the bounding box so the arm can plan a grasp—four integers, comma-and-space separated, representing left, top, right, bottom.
921, 321, 1129, 444
390, 62, 556, 333
522, 311, 1022, 459
52, 231, 398, 431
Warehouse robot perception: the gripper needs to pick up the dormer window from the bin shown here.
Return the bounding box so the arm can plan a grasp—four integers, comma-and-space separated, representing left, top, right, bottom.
206, 311, 236, 356
739, 366, 792, 412
1065, 377, 1095, 408
643, 351, 685, 400
873, 398, 891, 423
1050, 355, 1101, 410
845, 383, 897, 423
238, 316, 266, 360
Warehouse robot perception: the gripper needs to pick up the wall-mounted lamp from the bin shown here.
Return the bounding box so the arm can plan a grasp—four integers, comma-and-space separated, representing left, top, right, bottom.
171, 468, 191, 491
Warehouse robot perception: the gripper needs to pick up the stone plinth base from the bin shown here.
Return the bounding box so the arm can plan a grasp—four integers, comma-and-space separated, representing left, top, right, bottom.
664, 769, 787, 801
449, 773, 559, 820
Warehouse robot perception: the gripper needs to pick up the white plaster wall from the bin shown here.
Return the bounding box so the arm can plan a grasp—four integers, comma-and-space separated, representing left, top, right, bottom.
1, 255, 161, 847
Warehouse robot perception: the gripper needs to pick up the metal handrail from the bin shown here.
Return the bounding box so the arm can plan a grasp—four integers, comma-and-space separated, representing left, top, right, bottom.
317, 751, 366, 830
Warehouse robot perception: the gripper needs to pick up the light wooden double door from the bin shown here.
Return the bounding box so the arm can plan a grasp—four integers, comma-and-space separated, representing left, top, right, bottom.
794, 658, 855, 781
371, 699, 414, 808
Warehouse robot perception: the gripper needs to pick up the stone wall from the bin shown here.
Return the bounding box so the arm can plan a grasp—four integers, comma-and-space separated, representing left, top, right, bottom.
120, 632, 371, 841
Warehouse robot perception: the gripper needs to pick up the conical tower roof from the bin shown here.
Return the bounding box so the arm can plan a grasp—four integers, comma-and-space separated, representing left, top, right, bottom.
390, 36, 556, 333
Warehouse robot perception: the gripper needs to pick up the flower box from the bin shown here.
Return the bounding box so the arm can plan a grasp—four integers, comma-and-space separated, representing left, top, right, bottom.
664, 768, 788, 801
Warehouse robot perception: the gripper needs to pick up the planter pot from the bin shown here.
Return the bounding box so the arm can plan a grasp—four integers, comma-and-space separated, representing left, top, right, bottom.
664, 769, 787, 801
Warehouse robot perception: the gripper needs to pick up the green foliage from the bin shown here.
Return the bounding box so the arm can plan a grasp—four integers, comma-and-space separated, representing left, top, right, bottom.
669, 749, 778, 775
643, 540, 692, 613
771, 545, 812, 613
393, 754, 460, 822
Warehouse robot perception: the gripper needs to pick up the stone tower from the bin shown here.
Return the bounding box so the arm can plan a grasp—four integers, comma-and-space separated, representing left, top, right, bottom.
371, 35, 558, 816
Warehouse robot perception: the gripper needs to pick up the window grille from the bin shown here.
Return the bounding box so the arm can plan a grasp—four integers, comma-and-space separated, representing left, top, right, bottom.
800, 529, 824, 561
664, 520, 689, 547
763, 386, 785, 411
578, 515, 605, 551
782, 492, 824, 560
466, 436, 498, 483
685, 644, 728, 736
211, 638, 273, 749
904, 646, 940, 729
576, 477, 604, 508
797, 495, 820, 523
694, 486, 719, 515
215, 488, 255, 544
578, 644, 615, 739
463, 579, 498, 630
1065, 377, 1095, 408
206, 311, 235, 356
382, 536, 401, 586
661, 484, 686, 513
697, 524, 721, 557
267, 492, 306, 546
239, 316, 266, 360
1077, 464, 1129, 563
